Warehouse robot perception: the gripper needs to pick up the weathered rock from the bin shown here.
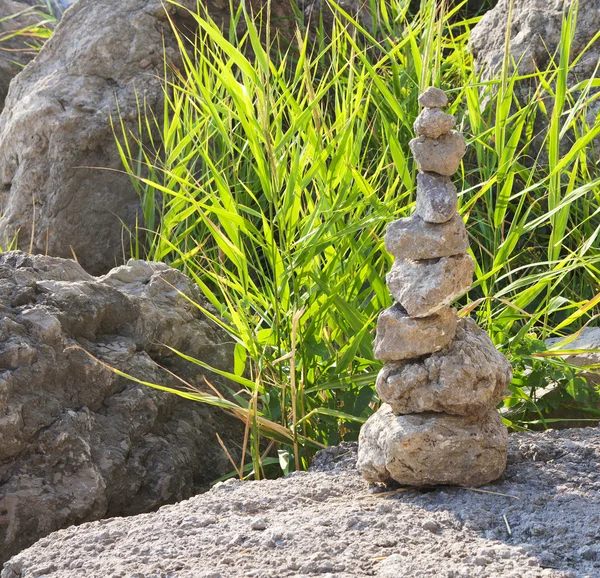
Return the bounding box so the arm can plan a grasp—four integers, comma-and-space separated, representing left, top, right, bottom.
470, 0, 600, 159
376, 318, 512, 416
386, 253, 474, 318
385, 214, 469, 261
413, 108, 456, 139
0, 0, 297, 275
416, 172, 458, 223
418, 86, 448, 108
357, 404, 508, 487
373, 304, 457, 361
546, 327, 600, 385
409, 131, 467, 176
0, 251, 242, 564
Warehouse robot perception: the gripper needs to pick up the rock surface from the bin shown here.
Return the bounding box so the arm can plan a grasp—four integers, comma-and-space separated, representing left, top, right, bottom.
0, 251, 241, 564
376, 318, 512, 416
470, 0, 600, 158
547, 327, 600, 385
409, 131, 467, 176
372, 304, 456, 361
418, 86, 448, 108
358, 404, 508, 487
386, 253, 474, 317
0, 0, 297, 275
384, 214, 469, 261
413, 107, 456, 139
415, 172, 458, 223
5, 427, 600, 577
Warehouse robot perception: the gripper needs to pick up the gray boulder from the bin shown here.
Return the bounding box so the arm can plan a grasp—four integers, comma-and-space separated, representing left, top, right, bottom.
357, 404, 508, 487
413, 108, 456, 139
0, 251, 241, 564
470, 0, 600, 158
376, 318, 512, 416
384, 214, 469, 261
0, 0, 297, 275
373, 304, 457, 361
386, 253, 474, 318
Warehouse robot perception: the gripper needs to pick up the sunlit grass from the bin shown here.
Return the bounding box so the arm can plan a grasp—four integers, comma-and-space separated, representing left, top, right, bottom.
112, 0, 600, 477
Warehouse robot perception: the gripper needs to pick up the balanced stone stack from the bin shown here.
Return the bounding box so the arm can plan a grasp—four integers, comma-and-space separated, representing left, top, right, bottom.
357, 87, 512, 488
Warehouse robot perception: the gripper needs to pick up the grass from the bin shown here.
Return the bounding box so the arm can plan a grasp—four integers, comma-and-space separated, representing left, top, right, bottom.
86, 0, 600, 476
0, 2, 57, 60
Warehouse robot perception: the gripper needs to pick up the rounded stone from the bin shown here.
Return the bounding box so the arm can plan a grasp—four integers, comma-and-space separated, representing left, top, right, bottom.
416, 172, 458, 223
357, 404, 508, 487
386, 253, 475, 318
409, 131, 467, 176
375, 318, 512, 416
418, 86, 448, 108
413, 108, 456, 139
373, 304, 457, 361
384, 214, 469, 261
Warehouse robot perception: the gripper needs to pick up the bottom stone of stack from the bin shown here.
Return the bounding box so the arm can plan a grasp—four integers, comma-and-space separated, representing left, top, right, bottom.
357, 404, 508, 488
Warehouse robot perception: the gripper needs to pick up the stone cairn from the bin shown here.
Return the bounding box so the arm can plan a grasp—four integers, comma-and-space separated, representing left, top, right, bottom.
357, 87, 513, 487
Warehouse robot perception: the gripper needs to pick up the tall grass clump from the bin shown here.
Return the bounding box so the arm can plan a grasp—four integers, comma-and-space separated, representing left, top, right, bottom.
115, 0, 600, 477
0, 2, 57, 58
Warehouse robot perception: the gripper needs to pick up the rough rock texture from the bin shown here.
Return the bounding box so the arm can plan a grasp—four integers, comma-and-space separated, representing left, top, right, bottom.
372, 304, 456, 361
418, 86, 448, 108
385, 214, 469, 261
358, 405, 508, 487
375, 318, 512, 416
416, 172, 458, 224
409, 131, 467, 176
413, 107, 456, 139
471, 0, 600, 78
357, 404, 508, 487
470, 0, 600, 158
5, 428, 600, 577
386, 253, 475, 318
547, 327, 600, 385
0, 251, 242, 564
0, 0, 297, 275
0, 0, 40, 110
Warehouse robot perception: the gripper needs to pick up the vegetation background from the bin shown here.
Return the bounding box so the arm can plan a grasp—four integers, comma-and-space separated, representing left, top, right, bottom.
5, 0, 600, 479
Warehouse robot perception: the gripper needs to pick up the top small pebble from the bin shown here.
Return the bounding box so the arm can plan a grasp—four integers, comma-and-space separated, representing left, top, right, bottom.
418, 86, 448, 109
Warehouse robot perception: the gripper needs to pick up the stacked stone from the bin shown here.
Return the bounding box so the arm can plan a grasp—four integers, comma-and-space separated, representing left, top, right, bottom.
357, 87, 512, 488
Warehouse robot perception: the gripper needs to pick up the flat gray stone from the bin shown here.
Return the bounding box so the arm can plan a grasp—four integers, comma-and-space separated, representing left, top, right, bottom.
386, 253, 475, 318
418, 86, 448, 108
413, 108, 456, 139
376, 318, 512, 416
416, 172, 458, 223
384, 214, 469, 261
357, 404, 508, 487
373, 304, 457, 361
409, 131, 467, 176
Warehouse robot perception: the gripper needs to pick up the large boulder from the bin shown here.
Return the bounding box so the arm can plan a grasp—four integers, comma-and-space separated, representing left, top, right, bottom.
470, 0, 600, 157
0, 251, 242, 564
0, 0, 297, 275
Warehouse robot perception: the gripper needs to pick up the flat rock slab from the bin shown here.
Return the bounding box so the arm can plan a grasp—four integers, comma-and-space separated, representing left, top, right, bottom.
373, 304, 457, 361
409, 131, 467, 176
386, 253, 474, 317
385, 214, 469, 261
5, 429, 600, 578
358, 405, 508, 487
376, 318, 512, 416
